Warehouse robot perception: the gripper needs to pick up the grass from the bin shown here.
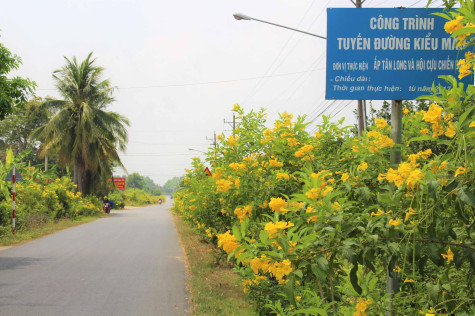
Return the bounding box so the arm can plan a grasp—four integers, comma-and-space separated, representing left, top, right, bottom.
0, 216, 102, 247
171, 210, 256, 316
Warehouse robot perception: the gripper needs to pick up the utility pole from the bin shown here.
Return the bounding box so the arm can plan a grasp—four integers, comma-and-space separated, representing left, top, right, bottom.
224, 113, 241, 132
206, 131, 217, 148
355, 0, 366, 137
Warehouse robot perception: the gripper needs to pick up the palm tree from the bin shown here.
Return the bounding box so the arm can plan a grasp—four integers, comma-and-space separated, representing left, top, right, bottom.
31, 52, 129, 195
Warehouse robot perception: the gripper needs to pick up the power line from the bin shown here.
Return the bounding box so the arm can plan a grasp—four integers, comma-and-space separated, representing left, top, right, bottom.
35, 69, 321, 91
241, 0, 318, 104
244, 0, 330, 105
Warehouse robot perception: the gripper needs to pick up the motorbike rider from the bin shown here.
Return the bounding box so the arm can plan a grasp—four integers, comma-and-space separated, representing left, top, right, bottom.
103, 196, 111, 214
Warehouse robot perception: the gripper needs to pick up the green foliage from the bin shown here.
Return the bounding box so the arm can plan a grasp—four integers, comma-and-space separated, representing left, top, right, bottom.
163, 176, 183, 195
125, 173, 163, 195
109, 188, 165, 207
174, 90, 474, 315
0, 41, 36, 120
0, 149, 102, 237
0, 97, 52, 165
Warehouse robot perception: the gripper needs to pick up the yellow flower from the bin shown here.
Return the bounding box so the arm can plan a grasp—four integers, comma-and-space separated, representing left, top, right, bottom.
217, 230, 241, 254
269, 159, 284, 168
233, 103, 241, 111
375, 118, 387, 129
268, 197, 288, 213
276, 173, 290, 181
420, 128, 429, 135
444, 15, 464, 34
405, 207, 417, 222
296, 296, 301, 301
371, 209, 384, 216
306, 188, 319, 199
442, 247, 454, 263
234, 205, 252, 222
404, 278, 416, 283
469, 121, 475, 127
357, 162, 368, 172
457, 58, 472, 79
264, 221, 294, 238
341, 173, 350, 182
389, 219, 402, 226
406, 169, 424, 189
423, 103, 443, 124
393, 266, 402, 273
354, 297, 372, 316
455, 166, 466, 177
403, 107, 410, 115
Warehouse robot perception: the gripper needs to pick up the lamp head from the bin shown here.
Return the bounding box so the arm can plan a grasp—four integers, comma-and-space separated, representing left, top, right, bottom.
233, 13, 251, 21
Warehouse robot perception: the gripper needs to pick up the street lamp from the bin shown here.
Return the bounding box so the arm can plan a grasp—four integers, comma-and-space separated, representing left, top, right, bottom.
233, 13, 326, 40
233, 12, 367, 136
188, 148, 207, 154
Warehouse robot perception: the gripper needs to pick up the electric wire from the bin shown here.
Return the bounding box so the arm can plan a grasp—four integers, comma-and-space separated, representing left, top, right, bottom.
241, 0, 318, 104
36, 69, 320, 91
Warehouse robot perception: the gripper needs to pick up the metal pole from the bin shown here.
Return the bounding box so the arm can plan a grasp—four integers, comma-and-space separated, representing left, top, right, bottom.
233, 13, 326, 39
390, 100, 402, 164
356, 0, 365, 137
12, 165, 16, 236
386, 100, 402, 316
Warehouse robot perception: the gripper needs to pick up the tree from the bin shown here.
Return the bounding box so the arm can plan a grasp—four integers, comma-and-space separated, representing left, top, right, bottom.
163, 176, 183, 195
31, 52, 129, 195
126, 172, 147, 190
0, 97, 50, 164
126, 173, 163, 196
0, 40, 36, 120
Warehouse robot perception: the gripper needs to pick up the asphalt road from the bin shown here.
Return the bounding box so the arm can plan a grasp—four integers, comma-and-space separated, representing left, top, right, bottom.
0, 200, 189, 316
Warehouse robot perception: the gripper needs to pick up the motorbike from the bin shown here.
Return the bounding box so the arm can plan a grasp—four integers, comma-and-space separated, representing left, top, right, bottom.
104, 202, 111, 214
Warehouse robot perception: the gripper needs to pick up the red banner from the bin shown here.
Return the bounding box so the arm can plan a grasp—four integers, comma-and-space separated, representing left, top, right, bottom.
109, 178, 126, 190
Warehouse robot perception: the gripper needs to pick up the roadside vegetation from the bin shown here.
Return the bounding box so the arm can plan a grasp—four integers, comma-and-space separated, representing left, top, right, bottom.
172, 210, 256, 316
173, 3, 475, 315
0, 40, 164, 245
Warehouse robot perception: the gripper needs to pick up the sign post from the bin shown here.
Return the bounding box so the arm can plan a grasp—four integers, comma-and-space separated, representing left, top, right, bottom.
6, 165, 23, 236
326, 8, 470, 315
109, 177, 126, 190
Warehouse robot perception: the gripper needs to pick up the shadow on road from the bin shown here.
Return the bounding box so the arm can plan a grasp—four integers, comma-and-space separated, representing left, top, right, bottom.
0, 257, 46, 271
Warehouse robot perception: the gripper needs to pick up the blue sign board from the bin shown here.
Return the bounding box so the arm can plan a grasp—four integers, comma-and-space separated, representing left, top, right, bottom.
326, 8, 471, 100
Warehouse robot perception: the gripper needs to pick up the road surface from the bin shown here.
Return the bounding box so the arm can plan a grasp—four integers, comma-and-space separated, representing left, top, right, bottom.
0, 201, 189, 316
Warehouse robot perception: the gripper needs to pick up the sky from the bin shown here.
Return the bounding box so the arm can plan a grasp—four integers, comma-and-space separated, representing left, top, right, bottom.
1, 0, 447, 186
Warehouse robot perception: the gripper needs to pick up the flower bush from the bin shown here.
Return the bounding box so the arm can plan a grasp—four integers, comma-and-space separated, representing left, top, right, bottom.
173, 3, 475, 314
0, 149, 102, 237
109, 188, 165, 207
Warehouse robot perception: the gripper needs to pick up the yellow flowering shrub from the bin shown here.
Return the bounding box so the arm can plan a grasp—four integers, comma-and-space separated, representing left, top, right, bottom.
173, 7, 475, 311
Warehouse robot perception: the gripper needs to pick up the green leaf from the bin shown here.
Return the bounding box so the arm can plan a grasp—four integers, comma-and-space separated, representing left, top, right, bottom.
427, 181, 439, 201
426, 283, 439, 303
458, 186, 475, 207
232, 223, 241, 241
289, 308, 328, 316
458, 105, 475, 127
427, 244, 444, 266
452, 26, 475, 36
311, 263, 327, 281
259, 230, 270, 245
293, 269, 303, 279
6, 148, 14, 165
409, 135, 434, 142
317, 257, 329, 273
418, 256, 428, 276
350, 265, 362, 295
240, 219, 248, 237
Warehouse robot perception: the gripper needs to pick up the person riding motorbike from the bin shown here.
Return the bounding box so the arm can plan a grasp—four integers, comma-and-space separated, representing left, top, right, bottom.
103, 196, 111, 214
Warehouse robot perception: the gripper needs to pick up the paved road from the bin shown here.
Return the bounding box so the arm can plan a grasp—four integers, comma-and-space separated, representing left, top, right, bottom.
0, 200, 189, 316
